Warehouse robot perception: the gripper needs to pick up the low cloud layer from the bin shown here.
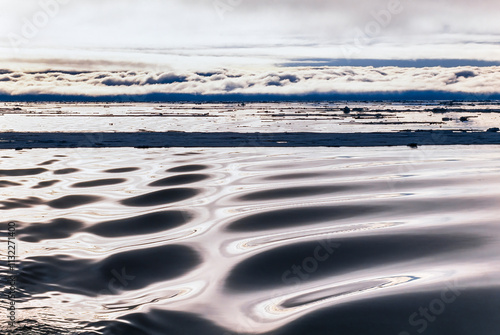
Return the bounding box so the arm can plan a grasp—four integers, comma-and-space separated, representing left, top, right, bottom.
0, 66, 499, 99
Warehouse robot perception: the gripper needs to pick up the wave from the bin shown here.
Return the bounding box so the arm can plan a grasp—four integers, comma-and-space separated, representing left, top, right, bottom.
1, 146, 499, 334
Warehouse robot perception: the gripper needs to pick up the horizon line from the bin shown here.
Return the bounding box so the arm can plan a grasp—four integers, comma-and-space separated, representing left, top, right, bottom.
1, 91, 499, 103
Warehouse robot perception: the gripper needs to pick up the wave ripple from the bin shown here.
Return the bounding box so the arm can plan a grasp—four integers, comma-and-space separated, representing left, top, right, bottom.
1, 146, 499, 334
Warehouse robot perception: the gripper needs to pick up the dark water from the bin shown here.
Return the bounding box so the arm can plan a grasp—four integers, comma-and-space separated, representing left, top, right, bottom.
1, 146, 500, 335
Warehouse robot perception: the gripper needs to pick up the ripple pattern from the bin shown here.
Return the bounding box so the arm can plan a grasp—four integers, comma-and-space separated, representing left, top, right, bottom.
1, 146, 499, 335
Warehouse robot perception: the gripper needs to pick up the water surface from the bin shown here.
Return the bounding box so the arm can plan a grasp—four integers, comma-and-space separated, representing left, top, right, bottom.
1, 146, 499, 334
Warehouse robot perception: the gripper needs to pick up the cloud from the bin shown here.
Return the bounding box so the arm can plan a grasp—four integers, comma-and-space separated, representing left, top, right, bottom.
224, 81, 245, 92
196, 72, 223, 77
2, 0, 499, 59
445, 70, 478, 85
0, 66, 499, 99
278, 74, 300, 83
143, 73, 188, 85
101, 78, 138, 87
455, 70, 476, 79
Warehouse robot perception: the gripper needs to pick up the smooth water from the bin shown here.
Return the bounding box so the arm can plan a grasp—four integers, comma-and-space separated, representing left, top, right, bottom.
1, 146, 500, 334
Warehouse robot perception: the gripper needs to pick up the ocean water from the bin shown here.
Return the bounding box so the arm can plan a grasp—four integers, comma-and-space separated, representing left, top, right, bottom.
1, 146, 500, 334
2, 101, 500, 134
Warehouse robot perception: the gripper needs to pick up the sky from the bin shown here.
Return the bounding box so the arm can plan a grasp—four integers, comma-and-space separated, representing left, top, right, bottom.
0, 0, 499, 100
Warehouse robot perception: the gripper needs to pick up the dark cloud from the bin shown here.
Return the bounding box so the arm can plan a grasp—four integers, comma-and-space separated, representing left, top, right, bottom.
263, 73, 300, 87
446, 70, 478, 85
279, 74, 300, 83
455, 70, 476, 78
143, 73, 188, 85
101, 78, 139, 86
224, 82, 245, 92
98, 72, 189, 86
209, 74, 227, 81
267, 80, 283, 87
196, 72, 222, 77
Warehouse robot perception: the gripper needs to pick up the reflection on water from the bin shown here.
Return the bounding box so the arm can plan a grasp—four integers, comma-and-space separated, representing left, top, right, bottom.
1, 146, 500, 334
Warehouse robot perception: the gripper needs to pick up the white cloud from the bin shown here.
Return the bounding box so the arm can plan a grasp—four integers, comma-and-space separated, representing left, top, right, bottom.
1, 0, 498, 97
1, 66, 499, 97
1, 0, 499, 63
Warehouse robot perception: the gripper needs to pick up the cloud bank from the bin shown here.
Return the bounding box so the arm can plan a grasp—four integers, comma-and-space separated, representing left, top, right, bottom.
0, 66, 498, 100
